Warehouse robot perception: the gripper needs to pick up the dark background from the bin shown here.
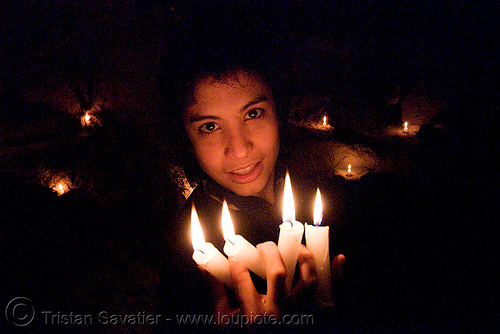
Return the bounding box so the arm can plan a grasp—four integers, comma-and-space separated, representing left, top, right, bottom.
1, 1, 497, 332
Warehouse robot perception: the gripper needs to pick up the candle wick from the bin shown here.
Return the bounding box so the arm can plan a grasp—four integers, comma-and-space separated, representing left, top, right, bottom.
228, 238, 235, 246
196, 249, 205, 255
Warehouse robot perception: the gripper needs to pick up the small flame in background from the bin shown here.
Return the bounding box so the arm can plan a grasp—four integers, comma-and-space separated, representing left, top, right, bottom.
72, 100, 106, 127
53, 182, 69, 196
80, 111, 102, 127
82, 113, 92, 126
347, 164, 352, 173
323, 115, 327, 125
403, 121, 408, 132
39, 169, 75, 196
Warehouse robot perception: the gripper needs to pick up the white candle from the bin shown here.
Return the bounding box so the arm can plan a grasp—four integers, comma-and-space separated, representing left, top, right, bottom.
191, 205, 232, 287
278, 172, 304, 293
221, 200, 266, 278
305, 188, 333, 307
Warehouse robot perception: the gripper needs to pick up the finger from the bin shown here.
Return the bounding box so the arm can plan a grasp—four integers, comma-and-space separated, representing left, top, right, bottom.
297, 244, 318, 289
331, 254, 345, 279
210, 275, 234, 316
229, 256, 259, 314
257, 242, 286, 307
290, 244, 318, 299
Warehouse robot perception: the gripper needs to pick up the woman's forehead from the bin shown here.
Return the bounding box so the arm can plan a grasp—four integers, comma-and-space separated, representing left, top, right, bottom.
193, 71, 273, 105
197, 70, 269, 92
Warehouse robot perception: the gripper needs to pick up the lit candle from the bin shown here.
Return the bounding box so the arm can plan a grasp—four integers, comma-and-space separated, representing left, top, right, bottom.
81, 113, 92, 126
403, 121, 409, 133
346, 163, 353, 177
191, 205, 232, 287
52, 182, 68, 196
323, 115, 327, 126
277, 172, 304, 293
221, 200, 266, 278
305, 188, 333, 307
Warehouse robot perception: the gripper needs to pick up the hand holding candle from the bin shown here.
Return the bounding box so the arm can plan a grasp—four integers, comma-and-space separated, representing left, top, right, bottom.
191, 205, 232, 287
277, 172, 304, 293
221, 200, 267, 278
305, 188, 333, 307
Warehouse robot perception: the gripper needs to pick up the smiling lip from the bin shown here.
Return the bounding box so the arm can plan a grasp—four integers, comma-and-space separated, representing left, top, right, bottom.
228, 161, 263, 184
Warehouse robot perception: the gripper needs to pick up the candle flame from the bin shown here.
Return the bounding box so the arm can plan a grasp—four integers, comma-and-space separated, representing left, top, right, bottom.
283, 172, 296, 223
191, 205, 206, 251
56, 183, 65, 195
221, 200, 236, 241
404, 121, 408, 131
323, 116, 327, 125
81, 112, 92, 126
347, 164, 352, 173
314, 188, 323, 226
52, 182, 69, 196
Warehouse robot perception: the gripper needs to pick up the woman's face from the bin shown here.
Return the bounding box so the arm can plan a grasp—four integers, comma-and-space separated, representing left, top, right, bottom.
184, 71, 280, 203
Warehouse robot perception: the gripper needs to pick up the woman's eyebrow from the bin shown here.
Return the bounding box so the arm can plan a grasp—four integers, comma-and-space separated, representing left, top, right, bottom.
188, 115, 219, 124
240, 95, 268, 112
187, 95, 269, 123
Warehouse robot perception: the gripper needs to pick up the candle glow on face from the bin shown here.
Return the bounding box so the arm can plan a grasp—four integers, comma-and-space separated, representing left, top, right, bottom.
314, 188, 323, 226
283, 172, 295, 223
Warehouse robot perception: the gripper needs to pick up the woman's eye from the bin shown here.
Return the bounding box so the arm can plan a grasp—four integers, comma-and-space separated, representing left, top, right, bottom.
199, 122, 220, 133
245, 108, 264, 120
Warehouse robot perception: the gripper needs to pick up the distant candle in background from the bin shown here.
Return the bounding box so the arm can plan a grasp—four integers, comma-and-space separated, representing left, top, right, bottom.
81, 112, 92, 126
323, 115, 327, 126
191, 205, 232, 287
54, 182, 65, 196
403, 121, 409, 133
346, 163, 353, 177
221, 200, 266, 278
51, 181, 70, 196
278, 172, 304, 293
305, 188, 333, 307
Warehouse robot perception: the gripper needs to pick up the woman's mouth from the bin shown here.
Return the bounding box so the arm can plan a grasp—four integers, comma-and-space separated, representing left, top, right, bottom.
228, 162, 263, 184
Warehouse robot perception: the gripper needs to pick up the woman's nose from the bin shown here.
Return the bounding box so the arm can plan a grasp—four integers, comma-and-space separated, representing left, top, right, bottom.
225, 128, 252, 158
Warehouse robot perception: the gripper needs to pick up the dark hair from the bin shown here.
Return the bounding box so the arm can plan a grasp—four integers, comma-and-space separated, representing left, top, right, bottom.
157, 21, 289, 184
